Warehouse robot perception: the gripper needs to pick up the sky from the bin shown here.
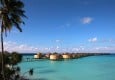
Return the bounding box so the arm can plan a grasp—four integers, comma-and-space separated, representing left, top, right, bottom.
1, 0, 115, 53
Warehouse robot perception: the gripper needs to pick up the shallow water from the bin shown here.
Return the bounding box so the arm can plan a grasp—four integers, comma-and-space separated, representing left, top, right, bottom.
18, 55, 115, 80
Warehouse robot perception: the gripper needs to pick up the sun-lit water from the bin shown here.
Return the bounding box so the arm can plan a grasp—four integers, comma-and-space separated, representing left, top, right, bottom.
18, 55, 115, 80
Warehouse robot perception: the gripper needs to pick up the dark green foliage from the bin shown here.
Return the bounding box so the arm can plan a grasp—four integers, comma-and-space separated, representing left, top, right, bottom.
0, 51, 23, 79
0, 0, 26, 79
9, 52, 22, 65
0, 51, 34, 79
0, 0, 26, 34
0, 51, 22, 65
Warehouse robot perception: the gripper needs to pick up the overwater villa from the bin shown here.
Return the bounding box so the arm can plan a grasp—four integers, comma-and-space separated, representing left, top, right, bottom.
71, 53, 77, 59
49, 54, 60, 60
34, 54, 39, 59
33, 52, 110, 60
34, 52, 42, 59
62, 53, 71, 59
45, 53, 51, 58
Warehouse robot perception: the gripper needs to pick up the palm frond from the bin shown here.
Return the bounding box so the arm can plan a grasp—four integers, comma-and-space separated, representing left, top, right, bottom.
1, 0, 26, 33
14, 9, 27, 18
12, 20, 22, 32
16, 0, 24, 8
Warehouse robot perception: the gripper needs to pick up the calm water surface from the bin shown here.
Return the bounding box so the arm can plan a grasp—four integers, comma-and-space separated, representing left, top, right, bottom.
18, 55, 115, 80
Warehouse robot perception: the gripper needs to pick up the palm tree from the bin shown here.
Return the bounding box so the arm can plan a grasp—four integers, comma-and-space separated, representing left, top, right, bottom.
0, 0, 26, 79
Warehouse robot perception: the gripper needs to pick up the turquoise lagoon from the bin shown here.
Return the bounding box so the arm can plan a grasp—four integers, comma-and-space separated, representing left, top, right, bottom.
18, 55, 115, 80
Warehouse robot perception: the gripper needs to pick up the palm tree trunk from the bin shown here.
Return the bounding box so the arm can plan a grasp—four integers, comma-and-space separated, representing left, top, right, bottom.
1, 25, 5, 80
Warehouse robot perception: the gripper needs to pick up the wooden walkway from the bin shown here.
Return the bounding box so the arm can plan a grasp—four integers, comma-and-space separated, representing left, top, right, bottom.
22, 58, 39, 62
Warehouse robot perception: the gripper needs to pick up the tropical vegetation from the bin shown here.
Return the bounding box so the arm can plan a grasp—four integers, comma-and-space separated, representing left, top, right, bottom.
0, 51, 22, 80
0, 0, 26, 80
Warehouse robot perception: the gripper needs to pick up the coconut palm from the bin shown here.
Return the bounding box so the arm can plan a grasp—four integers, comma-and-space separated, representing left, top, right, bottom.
0, 0, 26, 79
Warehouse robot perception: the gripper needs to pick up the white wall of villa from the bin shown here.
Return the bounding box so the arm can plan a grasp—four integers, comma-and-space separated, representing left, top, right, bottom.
50, 55, 58, 60
62, 54, 70, 59
34, 55, 39, 59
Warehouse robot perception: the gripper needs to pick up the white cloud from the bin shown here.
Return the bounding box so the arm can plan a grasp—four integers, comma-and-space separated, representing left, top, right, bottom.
81, 17, 93, 24
1, 41, 115, 53
0, 41, 39, 53
56, 40, 61, 43
56, 46, 59, 49
109, 39, 115, 43
88, 37, 97, 42
92, 46, 115, 53
72, 48, 79, 52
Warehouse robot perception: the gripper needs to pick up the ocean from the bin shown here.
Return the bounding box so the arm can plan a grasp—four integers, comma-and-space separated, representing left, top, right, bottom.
18, 54, 115, 80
